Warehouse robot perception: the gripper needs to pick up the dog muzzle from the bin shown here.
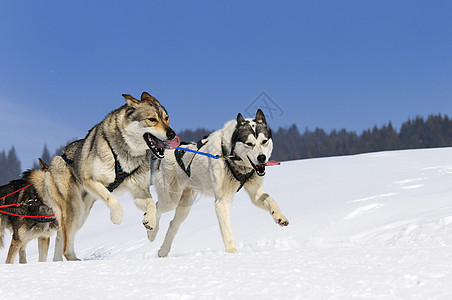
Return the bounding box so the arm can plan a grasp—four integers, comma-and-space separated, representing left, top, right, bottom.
247, 157, 281, 176
143, 133, 180, 158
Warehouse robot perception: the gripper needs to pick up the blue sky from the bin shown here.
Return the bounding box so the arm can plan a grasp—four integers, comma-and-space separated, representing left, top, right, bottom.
1, 1, 451, 169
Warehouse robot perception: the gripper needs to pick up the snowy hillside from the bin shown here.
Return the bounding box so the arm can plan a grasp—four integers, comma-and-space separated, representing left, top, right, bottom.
1, 148, 452, 299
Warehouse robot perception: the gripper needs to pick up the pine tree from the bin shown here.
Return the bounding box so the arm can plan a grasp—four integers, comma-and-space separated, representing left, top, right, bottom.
0, 146, 21, 185
0, 150, 6, 184
33, 144, 52, 169
41, 144, 51, 164
2, 113, 452, 172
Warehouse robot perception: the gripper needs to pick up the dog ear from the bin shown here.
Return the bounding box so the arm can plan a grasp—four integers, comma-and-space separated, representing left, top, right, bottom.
255, 109, 267, 124
38, 158, 49, 171
122, 94, 140, 106
237, 113, 247, 126
141, 92, 161, 105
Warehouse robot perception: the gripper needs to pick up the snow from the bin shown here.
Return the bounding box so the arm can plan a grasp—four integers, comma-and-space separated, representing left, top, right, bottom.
2, 147, 452, 299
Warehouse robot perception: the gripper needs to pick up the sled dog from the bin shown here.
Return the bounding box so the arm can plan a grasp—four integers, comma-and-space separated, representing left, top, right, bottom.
151, 109, 289, 257
0, 159, 58, 264
36, 139, 97, 261
39, 92, 177, 260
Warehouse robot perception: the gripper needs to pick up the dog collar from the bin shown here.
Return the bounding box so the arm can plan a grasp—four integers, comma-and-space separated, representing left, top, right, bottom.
221, 144, 254, 192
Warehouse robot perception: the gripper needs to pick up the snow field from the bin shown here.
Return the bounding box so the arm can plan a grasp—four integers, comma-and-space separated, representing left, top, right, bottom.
1, 147, 452, 299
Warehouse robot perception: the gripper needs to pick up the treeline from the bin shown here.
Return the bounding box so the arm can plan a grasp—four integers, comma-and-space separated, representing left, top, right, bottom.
0, 145, 58, 186
178, 114, 452, 161
0, 147, 21, 186
1, 114, 452, 185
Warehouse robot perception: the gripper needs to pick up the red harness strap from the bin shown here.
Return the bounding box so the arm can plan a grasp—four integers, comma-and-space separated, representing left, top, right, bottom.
0, 183, 32, 201
0, 184, 55, 220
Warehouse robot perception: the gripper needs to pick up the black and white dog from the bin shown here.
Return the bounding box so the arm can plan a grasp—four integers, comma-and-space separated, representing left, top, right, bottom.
151, 109, 289, 257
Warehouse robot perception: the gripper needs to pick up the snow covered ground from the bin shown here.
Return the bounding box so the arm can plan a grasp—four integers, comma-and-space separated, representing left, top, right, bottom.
2, 147, 452, 299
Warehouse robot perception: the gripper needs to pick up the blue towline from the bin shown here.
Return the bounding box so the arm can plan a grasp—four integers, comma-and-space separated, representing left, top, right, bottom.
174, 147, 221, 159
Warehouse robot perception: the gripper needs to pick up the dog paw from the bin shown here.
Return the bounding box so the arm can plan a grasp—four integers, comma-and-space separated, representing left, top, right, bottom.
147, 226, 159, 242
158, 245, 171, 258
272, 211, 289, 227
142, 213, 156, 231
158, 250, 168, 258
143, 222, 154, 231
110, 205, 124, 225
276, 217, 289, 227
69, 257, 81, 261
64, 253, 81, 261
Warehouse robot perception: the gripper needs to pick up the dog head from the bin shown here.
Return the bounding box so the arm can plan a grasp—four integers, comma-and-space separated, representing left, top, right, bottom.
122, 92, 177, 158
231, 109, 273, 176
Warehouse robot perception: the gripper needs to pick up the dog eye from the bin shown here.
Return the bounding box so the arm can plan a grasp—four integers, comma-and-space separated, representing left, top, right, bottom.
245, 142, 254, 147
165, 116, 169, 121
148, 117, 157, 122
262, 139, 268, 145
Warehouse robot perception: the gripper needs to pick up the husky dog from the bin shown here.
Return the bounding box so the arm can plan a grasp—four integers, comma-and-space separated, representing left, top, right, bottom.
151, 109, 289, 257
33, 139, 96, 261
0, 159, 58, 264
38, 92, 177, 260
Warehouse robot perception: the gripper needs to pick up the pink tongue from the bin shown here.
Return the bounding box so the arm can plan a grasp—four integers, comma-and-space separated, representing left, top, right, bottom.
164, 136, 181, 149
257, 160, 281, 167
266, 160, 280, 166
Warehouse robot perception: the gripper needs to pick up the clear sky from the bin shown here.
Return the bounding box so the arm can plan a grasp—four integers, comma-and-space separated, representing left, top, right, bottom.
1, 0, 451, 169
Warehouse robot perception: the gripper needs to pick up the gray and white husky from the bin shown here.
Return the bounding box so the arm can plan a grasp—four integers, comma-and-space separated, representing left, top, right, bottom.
151, 109, 289, 257
39, 92, 177, 260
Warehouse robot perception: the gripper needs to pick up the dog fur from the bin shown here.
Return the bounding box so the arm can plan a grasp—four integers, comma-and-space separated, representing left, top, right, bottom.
0, 159, 58, 264
151, 109, 289, 257
37, 92, 176, 260
30, 139, 96, 261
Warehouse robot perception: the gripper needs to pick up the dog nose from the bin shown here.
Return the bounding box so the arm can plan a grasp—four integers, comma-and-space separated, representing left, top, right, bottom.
166, 130, 176, 140
257, 154, 266, 163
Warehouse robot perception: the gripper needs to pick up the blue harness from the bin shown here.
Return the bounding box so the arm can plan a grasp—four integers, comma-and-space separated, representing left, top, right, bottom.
61, 140, 139, 192
174, 139, 208, 177
105, 149, 139, 192
175, 139, 254, 192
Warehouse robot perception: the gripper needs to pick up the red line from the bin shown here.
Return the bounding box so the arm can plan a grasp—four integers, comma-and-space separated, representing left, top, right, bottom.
0, 209, 55, 218
0, 184, 33, 201
0, 183, 55, 218
0, 203, 21, 209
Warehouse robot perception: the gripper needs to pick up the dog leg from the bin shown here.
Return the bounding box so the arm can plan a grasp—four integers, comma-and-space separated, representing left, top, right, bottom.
38, 237, 50, 262
147, 208, 161, 242
131, 187, 157, 233
63, 226, 81, 261
19, 244, 27, 264
158, 189, 195, 257
6, 238, 22, 264
53, 231, 64, 261
214, 195, 237, 253
0, 220, 4, 249
84, 180, 124, 225
149, 187, 186, 242
138, 198, 156, 231
244, 185, 289, 226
